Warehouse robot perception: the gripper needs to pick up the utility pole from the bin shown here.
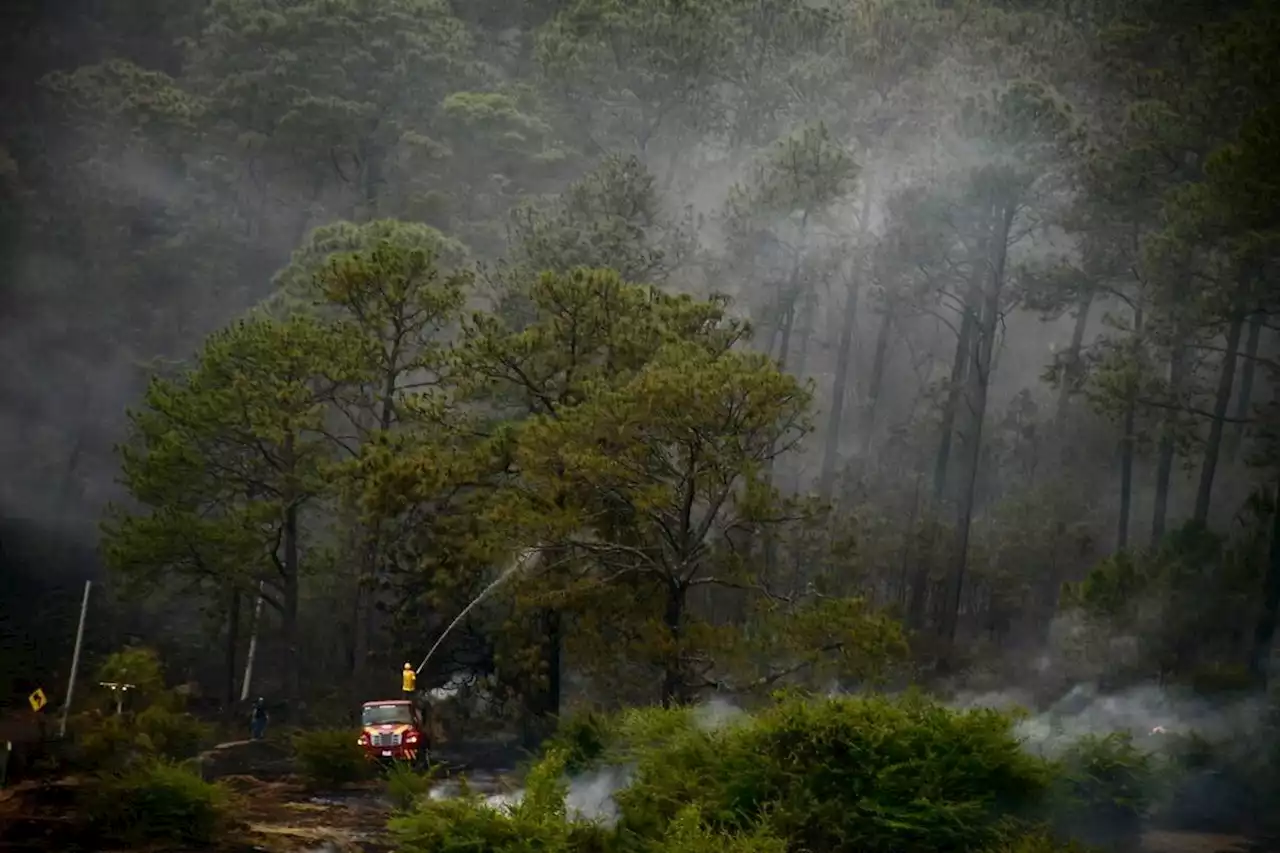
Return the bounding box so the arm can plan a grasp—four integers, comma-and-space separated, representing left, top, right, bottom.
59, 580, 92, 738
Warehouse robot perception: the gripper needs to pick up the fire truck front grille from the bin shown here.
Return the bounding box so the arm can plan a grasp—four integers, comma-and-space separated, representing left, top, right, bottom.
373, 732, 402, 747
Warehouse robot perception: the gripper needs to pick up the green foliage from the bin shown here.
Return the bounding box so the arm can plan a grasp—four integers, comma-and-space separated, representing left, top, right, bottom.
69, 704, 212, 771
93, 646, 170, 708
133, 706, 213, 761
1062, 522, 1267, 680
545, 710, 617, 775
613, 694, 1052, 853
385, 761, 441, 811
392, 696, 1095, 853
1046, 733, 1156, 848
390, 750, 613, 853
271, 218, 470, 308
505, 154, 694, 285
84, 758, 230, 844
292, 728, 370, 787
71, 713, 138, 771
656, 806, 786, 853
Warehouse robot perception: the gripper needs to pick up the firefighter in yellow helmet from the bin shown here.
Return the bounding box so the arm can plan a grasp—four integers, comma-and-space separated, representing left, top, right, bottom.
402, 662, 416, 697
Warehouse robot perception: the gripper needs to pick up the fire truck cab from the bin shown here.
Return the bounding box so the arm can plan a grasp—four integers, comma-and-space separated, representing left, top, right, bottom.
358, 699, 429, 767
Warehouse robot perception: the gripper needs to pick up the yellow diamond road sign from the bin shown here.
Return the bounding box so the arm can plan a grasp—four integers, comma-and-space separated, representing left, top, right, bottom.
28, 688, 47, 712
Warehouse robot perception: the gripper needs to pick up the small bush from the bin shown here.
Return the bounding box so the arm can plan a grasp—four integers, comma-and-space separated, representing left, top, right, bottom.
1047, 733, 1156, 848
292, 728, 369, 788
84, 757, 230, 844
385, 761, 440, 811
657, 806, 785, 853
547, 710, 616, 775
391, 796, 569, 853
69, 707, 213, 771
390, 751, 614, 853
135, 705, 213, 760
71, 712, 135, 770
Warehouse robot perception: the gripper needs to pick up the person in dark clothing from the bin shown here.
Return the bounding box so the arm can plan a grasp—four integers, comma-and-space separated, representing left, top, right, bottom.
250, 697, 268, 740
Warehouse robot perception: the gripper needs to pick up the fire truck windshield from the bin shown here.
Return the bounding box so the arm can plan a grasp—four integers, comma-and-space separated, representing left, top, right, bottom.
362, 703, 413, 726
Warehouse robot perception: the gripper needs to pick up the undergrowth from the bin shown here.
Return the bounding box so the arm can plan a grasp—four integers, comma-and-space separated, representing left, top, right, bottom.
385, 761, 440, 810
394, 694, 1077, 853
83, 757, 231, 844
392, 692, 1280, 853
69, 706, 213, 771
292, 728, 370, 787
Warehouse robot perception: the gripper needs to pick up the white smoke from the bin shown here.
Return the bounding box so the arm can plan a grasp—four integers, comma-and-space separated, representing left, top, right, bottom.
692, 696, 745, 730
951, 682, 1269, 757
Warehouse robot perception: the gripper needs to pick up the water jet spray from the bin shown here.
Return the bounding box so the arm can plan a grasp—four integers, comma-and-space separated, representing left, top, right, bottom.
414, 545, 544, 676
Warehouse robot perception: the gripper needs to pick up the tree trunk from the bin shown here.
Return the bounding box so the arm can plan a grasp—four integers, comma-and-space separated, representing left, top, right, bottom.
775, 300, 796, 371
939, 200, 1011, 654
1055, 290, 1093, 444
818, 280, 861, 500
1151, 341, 1187, 547
359, 128, 384, 220
223, 587, 241, 721
1248, 481, 1280, 687
762, 300, 796, 573
354, 368, 401, 681
282, 433, 302, 710
933, 277, 979, 502
939, 292, 996, 648
545, 608, 562, 719
283, 502, 301, 709
660, 580, 685, 708
1193, 308, 1245, 525
791, 289, 816, 381
860, 308, 893, 459
1228, 311, 1263, 461
522, 606, 563, 750
1118, 305, 1144, 551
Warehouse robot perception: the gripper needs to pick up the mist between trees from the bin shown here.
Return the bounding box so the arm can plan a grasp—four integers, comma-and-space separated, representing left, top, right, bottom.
0, 0, 1277, 743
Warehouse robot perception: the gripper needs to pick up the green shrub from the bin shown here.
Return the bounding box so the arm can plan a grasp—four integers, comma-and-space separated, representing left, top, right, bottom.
292, 728, 369, 787
547, 710, 617, 775
84, 757, 230, 844
135, 705, 213, 760
1047, 733, 1156, 848
385, 761, 440, 811
655, 806, 786, 853
93, 647, 180, 712
71, 712, 135, 770
391, 750, 614, 853
391, 796, 570, 853
614, 694, 1052, 853
69, 707, 213, 771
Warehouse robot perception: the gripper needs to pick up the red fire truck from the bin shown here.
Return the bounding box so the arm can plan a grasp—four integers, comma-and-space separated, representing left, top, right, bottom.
357, 699, 429, 768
